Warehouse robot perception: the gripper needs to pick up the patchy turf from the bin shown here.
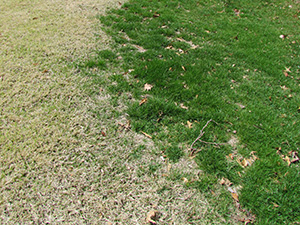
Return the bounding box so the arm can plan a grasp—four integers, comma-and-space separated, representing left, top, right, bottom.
89, 0, 300, 224
0, 0, 247, 224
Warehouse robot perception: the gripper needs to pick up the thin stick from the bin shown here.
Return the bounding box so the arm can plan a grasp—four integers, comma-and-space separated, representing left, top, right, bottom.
190, 119, 224, 155
199, 140, 227, 146
190, 119, 213, 150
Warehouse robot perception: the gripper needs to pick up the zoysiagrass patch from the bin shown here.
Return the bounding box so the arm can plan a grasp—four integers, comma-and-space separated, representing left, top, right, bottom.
0, 0, 243, 224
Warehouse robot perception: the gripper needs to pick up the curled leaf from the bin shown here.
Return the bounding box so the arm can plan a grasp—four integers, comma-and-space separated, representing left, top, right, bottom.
187, 121, 193, 129
139, 98, 147, 106
180, 103, 188, 110
231, 192, 239, 202
146, 210, 158, 224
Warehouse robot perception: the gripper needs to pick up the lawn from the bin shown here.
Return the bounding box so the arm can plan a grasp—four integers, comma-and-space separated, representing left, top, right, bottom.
88, 0, 300, 223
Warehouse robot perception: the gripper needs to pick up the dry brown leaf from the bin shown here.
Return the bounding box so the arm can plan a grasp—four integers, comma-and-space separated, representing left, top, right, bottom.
133, 44, 147, 53
139, 98, 147, 106
234, 9, 241, 16
176, 37, 198, 49
231, 192, 239, 202
176, 37, 185, 42
144, 83, 153, 91
220, 177, 232, 186
285, 67, 291, 73
180, 103, 188, 110
187, 121, 193, 129
281, 85, 289, 91
242, 158, 250, 167
283, 155, 291, 166
236, 158, 244, 167
146, 210, 158, 224
165, 45, 173, 50
236, 103, 246, 109
182, 177, 189, 183
279, 34, 286, 39
290, 151, 299, 163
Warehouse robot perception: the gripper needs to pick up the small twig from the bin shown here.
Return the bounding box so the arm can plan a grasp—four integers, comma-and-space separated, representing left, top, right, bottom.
199, 140, 227, 147
190, 119, 213, 150
118, 120, 131, 131
140, 131, 152, 139
190, 119, 223, 155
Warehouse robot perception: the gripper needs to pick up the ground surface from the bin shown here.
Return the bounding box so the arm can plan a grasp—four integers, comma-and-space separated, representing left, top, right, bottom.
0, 1, 243, 224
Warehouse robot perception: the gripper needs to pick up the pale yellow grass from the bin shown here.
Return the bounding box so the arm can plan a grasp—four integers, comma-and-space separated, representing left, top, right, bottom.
0, 0, 242, 224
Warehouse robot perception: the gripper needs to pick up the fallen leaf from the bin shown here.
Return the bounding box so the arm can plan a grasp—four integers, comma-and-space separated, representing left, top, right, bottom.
176, 37, 185, 42
133, 44, 147, 53
250, 151, 258, 156
236, 158, 243, 167
290, 151, 299, 163
187, 121, 193, 129
182, 177, 189, 183
281, 85, 289, 91
220, 177, 232, 186
285, 67, 291, 73
283, 155, 291, 166
144, 83, 153, 91
146, 210, 158, 224
180, 103, 188, 110
234, 9, 240, 16
279, 34, 286, 39
231, 192, 239, 202
139, 98, 148, 106
242, 158, 250, 167
273, 202, 279, 208
236, 103, 246, 109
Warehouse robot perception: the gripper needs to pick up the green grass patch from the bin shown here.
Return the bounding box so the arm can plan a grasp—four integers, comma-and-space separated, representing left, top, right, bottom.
95, 0, 300, 223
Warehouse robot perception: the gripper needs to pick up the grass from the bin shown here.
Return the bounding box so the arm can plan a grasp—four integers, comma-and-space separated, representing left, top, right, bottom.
1, 0, 245, 224
92, 0, 300, 224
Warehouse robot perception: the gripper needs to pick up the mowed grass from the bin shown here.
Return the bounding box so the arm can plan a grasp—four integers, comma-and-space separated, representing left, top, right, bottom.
89, 0, 300, 224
